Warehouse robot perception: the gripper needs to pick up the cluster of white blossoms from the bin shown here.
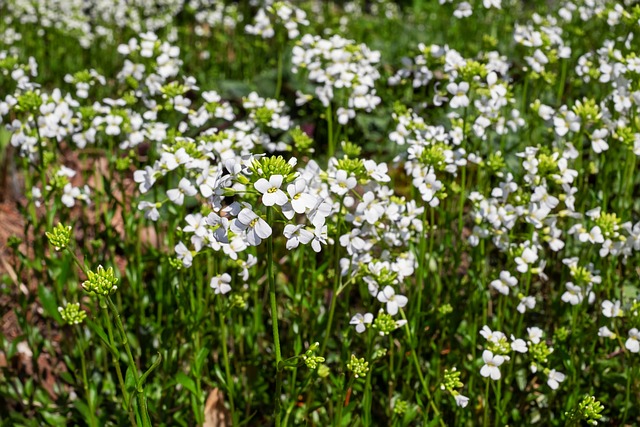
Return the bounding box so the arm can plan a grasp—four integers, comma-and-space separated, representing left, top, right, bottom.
292, 34, 382, 124
2, 0, 640, 420
479, 326, 566, 390
245, 1, 309, 40
438, 0, 502, 20
2, 0, 184, 48
514, 12, 572, 80
189, 0, 240, 37
598, 297, 640, 355
391, 46, 521, 210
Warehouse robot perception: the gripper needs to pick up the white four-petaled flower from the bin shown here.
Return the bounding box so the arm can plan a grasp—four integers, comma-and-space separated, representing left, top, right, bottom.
349, 312, 373, 333
254, 174, 288, 207
377, 286, 408, 315
210, 273, 232, 295
625, 328, 640, 353
480, 350, 504, 380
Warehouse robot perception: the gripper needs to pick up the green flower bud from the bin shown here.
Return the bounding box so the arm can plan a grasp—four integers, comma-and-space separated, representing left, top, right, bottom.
393, 399, 408, 415
58, 302, 87, 325
346, 354, 369, 379
441, 367, 464, 392
46, 223, 72, 251
565, 395, 604, 426
82, 265, 118, 296
317, 364, 330, 378
290, 127, 314, 155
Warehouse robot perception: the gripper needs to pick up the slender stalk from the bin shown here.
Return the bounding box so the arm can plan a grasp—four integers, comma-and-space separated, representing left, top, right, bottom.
413, 204, 429, 345
557, 59, 568, 106
334, 376, 355, 427
77, 328, 98, 427
275, 47, 284, 99
399, 309, 445, 426
219, 309, 237, 426
106, 296, 151, 427
483, 379, 491, 427
622, 362, 636, 424
321, 198, 345, 355
267, 207, 283, 426
102, 303, 136, 426
326, 104, 335, 158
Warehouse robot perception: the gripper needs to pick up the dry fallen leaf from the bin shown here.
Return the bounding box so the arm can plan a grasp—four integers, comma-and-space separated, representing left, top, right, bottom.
203, 388, 231, 427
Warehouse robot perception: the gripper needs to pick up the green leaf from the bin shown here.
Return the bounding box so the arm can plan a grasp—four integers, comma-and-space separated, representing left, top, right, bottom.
213, 365, 227, 389
41, 411, 67, 425
86, 319, 118, 354
176, 372, 198, 395
74, 400, 92, 422
194, 347, 209, 374
37, 284, 62, 323
137, 352, 162, 390
125, 366, 136, 394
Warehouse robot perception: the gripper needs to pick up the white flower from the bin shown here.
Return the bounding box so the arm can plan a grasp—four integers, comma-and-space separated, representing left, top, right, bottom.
133, 166, 156, 193
601, 300, 623, 318
350, 313, 373, 333
138, 201, 160, 221
454, 394, 469, 408
480, 350, 504, 380
210, 273, 232, 295
515, 247, 538, 273
517, 295, 536, 313
527, 327, 543, 344
625, 328, 640, 353
490, 270, 518, 295
578, 226, 604, 244
254, 175, 288, 207
331, 170, 357, 196
310, 225, 328, 253
175, 242, 193, 268
453, 2, 473, 19
105, 114, 123, 136
167, 178, 197, 206
598, 326, 615, 339
446, 81, 470, 108
231, 208, 272, 246
546, 369, 566, 390
510, 336, 528, 353
283, 224, 313, 250
591, 128, 609, 153
376, 286, 408, 315
287, 179, 316, 213
61, 183, 80, 208
561, 282, 584, 305
480, 325, 506, 343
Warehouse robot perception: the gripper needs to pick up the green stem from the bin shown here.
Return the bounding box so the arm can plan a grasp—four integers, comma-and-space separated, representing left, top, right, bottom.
275, 47, 284, 99
102, 303, 135, 426
399, 309, 445, 426
413, 204, 429, 342
622, 362, 636, 424
483, 380, 491, 427
106, 296, 150, 427
321, 198, 345, 355
557, 59, 568, 106
219, 309, 237, 426
77, 329, 98, 427
267, 207, 283, 426
334, 376, 355, 427
326, 104, 335, 158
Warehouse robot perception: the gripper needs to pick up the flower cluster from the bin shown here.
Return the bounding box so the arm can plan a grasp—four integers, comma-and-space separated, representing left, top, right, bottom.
82, 266, 119, 296
58, 302, 87, 325
292, 34, 381, 123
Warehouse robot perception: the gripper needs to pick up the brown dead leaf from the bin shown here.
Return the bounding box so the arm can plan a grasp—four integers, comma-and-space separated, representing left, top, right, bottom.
203, 388, 231, 427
